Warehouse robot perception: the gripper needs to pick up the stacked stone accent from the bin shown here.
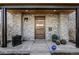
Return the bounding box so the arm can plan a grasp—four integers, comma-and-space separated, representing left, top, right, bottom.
0, 11, 76, 42
7, 12, 21, 41
59, 14, 69, 41
68, 12, 76, 41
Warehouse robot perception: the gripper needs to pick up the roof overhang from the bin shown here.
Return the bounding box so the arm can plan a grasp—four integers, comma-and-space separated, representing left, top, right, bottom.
0, 3, 79, 6
0, 3, 79, 9
0, 3, 77, 14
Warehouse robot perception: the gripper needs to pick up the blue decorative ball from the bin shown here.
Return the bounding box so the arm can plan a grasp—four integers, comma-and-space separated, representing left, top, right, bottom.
51, 45, 57, 51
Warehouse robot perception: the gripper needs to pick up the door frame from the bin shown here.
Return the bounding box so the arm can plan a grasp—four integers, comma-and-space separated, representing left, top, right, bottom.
35, 16, 45, 39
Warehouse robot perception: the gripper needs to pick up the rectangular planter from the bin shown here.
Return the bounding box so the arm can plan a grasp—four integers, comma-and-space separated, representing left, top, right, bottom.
12, 35, 22, 47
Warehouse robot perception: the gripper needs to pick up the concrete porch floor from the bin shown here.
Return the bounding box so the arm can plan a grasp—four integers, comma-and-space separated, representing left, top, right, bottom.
0, 40, 79, 55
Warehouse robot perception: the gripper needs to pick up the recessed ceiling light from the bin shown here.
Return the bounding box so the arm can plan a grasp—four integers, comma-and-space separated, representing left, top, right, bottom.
53, 10, 56, 12
25, 10, 29, 12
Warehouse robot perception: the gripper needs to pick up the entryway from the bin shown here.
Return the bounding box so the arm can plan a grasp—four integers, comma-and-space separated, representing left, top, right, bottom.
35, 16, 45, 39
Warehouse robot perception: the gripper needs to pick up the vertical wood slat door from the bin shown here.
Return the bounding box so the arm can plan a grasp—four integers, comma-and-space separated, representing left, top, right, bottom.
35, 16, 45, 39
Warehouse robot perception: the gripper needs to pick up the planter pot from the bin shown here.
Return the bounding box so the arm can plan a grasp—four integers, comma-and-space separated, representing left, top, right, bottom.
69, 40, 76, 43
69, 40, 73, 42
72, 40, 76, 43
52, 34, 59, 42
60, 39, 67, 45
55, 40, 61, 45
12, 35, 22, 47
52, 39, 56, 42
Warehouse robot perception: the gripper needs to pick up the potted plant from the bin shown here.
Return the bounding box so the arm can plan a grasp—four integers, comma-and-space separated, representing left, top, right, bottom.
52, 34, 58, 42
52, 34, 60, 45
69, 40, 76, 43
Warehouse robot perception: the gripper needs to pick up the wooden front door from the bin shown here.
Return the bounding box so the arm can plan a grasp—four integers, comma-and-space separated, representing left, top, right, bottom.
35, 16, 45, 39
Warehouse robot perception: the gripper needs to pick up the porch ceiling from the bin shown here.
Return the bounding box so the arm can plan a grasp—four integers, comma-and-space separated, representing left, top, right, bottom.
7, 10, 75, 14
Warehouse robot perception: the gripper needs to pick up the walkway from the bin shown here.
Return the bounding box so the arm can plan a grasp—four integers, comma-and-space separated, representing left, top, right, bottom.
0, 40, 51, 55
30, 40, 50, 55
0, 40, 79, 55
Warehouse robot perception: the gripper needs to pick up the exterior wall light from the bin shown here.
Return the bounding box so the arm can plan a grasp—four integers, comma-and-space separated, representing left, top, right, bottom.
53, 10, 56, 12
24, 18, 28, 22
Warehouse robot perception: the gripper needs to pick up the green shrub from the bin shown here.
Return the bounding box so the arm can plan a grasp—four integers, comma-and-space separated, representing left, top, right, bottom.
52, 34, 59, 42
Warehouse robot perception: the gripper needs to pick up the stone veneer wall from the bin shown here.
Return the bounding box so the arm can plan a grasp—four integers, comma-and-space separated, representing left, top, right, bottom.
59, 14, 69, 41
0, 11, 76, 41
7, 12, 21, 41
7, 12, 13, 41
23, 14, 59, 40
45, 14, 59, 40
68, 12, 76, 41
23, 14, 34, 40
23, 14, 70, 40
